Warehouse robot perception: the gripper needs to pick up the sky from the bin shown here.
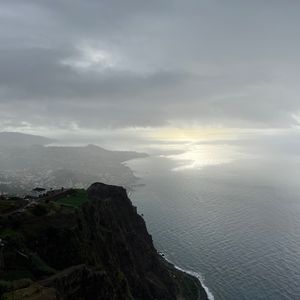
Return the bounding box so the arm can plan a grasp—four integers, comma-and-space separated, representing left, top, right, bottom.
1, 0, 300, 147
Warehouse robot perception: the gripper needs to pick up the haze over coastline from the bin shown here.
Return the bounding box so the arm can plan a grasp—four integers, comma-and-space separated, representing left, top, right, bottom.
0, 1, 300, 299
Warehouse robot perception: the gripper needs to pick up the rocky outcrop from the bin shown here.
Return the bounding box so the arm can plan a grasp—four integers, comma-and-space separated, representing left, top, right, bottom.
0, 183, 208, 300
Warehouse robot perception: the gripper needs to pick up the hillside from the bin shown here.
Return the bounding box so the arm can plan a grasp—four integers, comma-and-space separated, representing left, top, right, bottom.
0, 133, 147, 195
0, 132, 55, 147
0, 183, 208, 300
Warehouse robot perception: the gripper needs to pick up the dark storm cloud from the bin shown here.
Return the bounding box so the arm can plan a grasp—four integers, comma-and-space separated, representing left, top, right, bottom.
1, 0, 300, 129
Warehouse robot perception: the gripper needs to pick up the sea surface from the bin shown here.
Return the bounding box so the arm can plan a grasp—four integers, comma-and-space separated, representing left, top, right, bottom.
126, 145, 300, 300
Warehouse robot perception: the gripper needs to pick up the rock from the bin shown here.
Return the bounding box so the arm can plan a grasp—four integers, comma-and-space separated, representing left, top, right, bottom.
1, 182, 208, 300
2, 283, 60, 300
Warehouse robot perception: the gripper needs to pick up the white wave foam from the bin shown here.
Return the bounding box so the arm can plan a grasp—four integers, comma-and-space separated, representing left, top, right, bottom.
160, 253, 214, 300
174, 265, 215, 300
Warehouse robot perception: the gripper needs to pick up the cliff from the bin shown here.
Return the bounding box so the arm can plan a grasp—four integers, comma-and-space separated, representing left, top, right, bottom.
0, 183, 208, 300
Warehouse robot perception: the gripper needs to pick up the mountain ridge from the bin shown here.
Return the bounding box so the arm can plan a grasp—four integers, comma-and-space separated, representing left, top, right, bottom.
0, 132, 55, 146
0, 133, 147, 195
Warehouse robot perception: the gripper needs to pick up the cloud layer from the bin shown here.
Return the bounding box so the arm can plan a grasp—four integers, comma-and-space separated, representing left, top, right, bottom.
1, 0, 300, 131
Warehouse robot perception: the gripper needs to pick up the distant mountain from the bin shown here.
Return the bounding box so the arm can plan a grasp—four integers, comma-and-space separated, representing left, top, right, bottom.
0, 133, 147, 195
0, 132, 55, 146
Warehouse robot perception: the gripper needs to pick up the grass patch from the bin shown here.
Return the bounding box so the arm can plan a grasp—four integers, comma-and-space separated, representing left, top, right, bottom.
0, 280, 11, 294
57, 189, 88, 208
0, 228, 20, 239
2, 270, 33, 281
0, 200, 25, 214
30, 203, 48, 217
29, 254, 56, 275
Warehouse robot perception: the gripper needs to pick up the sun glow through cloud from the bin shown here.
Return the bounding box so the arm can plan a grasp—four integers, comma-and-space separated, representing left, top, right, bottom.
148, 127, 237, 143
61, 45, 116, 71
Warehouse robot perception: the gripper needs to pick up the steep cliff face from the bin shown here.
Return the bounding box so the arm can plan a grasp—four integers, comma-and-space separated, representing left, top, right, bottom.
0, 183, 208, 300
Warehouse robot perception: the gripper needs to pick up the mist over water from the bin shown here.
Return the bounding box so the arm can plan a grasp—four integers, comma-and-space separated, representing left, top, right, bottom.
127, 142, 300, 300
2, 1, 300, 298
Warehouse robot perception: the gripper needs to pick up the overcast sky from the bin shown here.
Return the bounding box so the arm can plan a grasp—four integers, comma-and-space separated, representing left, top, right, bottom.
1, 0, 300, 139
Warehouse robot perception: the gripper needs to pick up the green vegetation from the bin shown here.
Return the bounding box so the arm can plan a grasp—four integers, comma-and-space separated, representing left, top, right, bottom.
0, 184, 204, 300
0, 228, 20, 239
57, 189, 88, 208
0, 200, 26, 214
30, 203, 48, 216
0, 281, 11, 295
2, 270, 33, 281
0, 279, 32, 298
29, 254, 56, 275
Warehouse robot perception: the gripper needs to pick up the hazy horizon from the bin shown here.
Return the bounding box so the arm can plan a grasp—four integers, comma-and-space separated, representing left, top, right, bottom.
1, 1, 300, 150
1, 2, 300, 299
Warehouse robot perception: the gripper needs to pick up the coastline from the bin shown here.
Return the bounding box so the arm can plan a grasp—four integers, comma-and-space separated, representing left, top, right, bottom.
173, 264, 214, 300
0, 183, 212, 300
126, 156, 213, 299
160, 253, 214, 300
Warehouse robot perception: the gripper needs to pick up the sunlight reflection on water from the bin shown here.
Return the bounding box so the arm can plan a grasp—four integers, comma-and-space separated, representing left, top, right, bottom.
162, 144, 248, 171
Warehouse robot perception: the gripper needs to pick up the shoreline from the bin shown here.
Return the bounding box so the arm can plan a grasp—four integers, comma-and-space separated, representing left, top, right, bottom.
173, 264, 215, 300
160, 253, 214, 300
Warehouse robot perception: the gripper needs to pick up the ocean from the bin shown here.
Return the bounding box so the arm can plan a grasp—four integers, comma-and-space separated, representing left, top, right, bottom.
126, 144, 300, 300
